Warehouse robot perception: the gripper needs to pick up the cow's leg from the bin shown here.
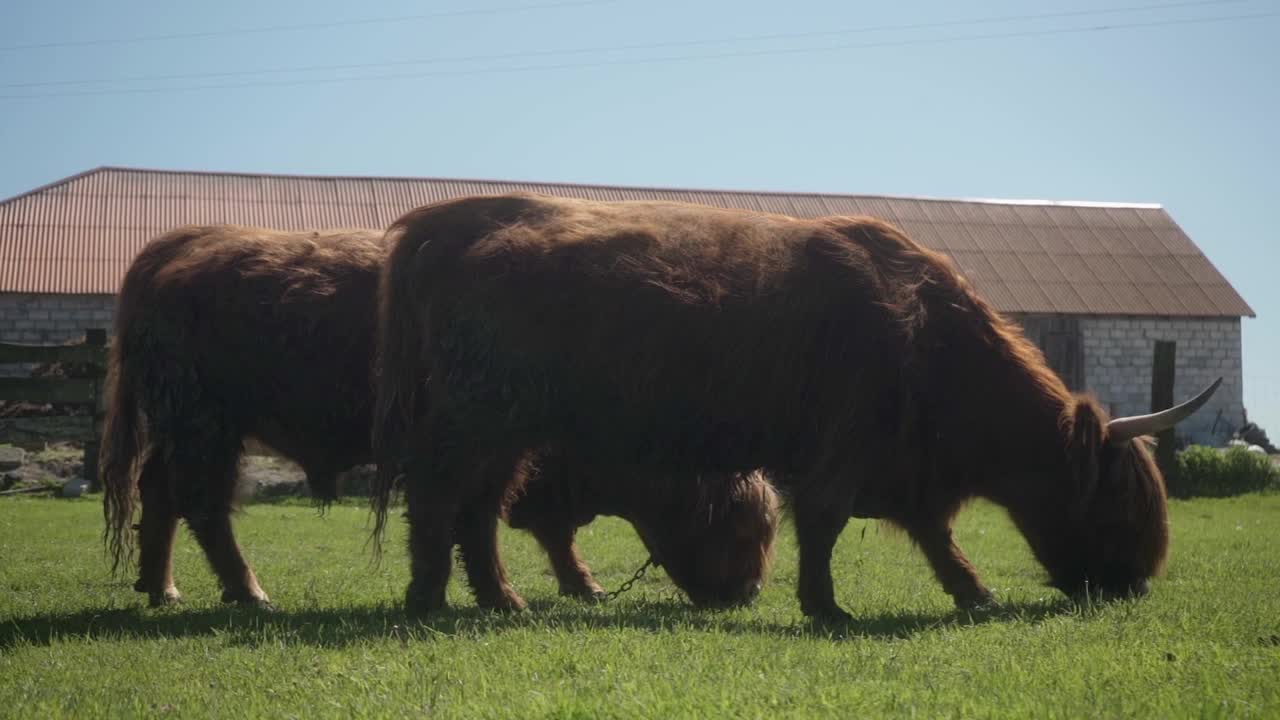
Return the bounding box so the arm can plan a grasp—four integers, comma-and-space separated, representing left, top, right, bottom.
174, 434, 270, 608
401, 416, 470, 616
132, 453, 182, 607
453, 448, 528, 612
899, 516, 994, 610
793, 494, 852, 621
504, 451, 604, 600
188, 511, 271, 608
530, 522, 605, 601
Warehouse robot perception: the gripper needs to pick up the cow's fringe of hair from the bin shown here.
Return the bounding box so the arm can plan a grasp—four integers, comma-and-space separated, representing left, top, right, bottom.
99, 282, 146, 577
370, 216, 431, 559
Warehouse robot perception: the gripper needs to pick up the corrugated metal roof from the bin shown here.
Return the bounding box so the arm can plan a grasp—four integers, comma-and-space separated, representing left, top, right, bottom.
0, 166, 1255, 317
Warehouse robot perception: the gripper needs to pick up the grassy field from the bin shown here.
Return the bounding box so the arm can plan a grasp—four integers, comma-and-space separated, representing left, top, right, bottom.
1, 493, 1278, 719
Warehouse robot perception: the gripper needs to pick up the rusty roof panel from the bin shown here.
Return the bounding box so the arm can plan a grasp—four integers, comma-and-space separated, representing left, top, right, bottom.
897, 221, 952, 250
937, 222, 982, 251
1003, 281, 1057, 313
1175, 254, 1231, 285
973, 202, 1028, 226
1038, 282, 1088, 313
841, 196, 899, 222
1202, 283, 1253, 316
963, 224, 1010, 252
1061, 227, 1110, 256
1102, 206, 1152, 230
750, 193, 805, 216
1117, 226, 1170, 256
972, 279, 1018, 313
0, 167, 1254, 317
1152, 228, 1199, 255
1082, 255, 1132, 284
1073, 205, 1121, 229
917, 200, 966, 226
1016, 252, 1067, 283
947, 202, 996, 225
1135, 207, 1179, 231
1041, 204, 1089, 229
1103, 283, 1157, 315
945, 251, 998, 283
984, 222, 1041, 253
1114, 255, 1157, 283
1135, 282, 1189, 315
1074, 283, 1123, 314
1149, 256, 1196, 286
1173, 285, 1219, 315
1091, 226, 1141, 256
883, 198, 930, 222
984, 252, 1033, 284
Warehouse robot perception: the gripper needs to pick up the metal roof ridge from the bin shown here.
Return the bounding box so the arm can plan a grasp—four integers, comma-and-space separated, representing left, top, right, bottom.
0, 166, 112, 207
80, 165, 1164, 210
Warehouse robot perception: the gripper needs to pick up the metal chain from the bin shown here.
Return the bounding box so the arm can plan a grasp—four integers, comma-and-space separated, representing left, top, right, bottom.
603, 556, 655, 601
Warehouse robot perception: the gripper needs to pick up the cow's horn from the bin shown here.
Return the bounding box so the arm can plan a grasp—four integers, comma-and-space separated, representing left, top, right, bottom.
1106, 377, 1223, 444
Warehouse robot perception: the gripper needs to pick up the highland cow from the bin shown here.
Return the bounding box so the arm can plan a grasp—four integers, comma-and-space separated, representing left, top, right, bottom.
100, 224, 778, 609
372, 192, 1220, 620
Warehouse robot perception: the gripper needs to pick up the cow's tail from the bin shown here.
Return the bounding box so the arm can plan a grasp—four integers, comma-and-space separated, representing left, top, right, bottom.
370, 213, 433, 559
99, 292, 145, 578
370, 196, 528, 558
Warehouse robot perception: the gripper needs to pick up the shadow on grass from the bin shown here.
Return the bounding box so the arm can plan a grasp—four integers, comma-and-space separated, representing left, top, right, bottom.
0, 594, 1082, 651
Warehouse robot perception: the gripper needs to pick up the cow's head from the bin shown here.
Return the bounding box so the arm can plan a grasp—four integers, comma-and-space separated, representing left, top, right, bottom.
1020, 378, 1221, 601
631, 469, 780, 609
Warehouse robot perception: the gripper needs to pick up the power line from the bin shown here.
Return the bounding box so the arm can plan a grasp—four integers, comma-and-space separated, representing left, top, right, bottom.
2, 10, 1274, 100
0, 0, 1259, 90
0, 0, 620, 52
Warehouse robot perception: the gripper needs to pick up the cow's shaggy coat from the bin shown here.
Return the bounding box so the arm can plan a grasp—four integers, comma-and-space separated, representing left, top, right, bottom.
100, 224, 779, 609
373, 192, 1215, 619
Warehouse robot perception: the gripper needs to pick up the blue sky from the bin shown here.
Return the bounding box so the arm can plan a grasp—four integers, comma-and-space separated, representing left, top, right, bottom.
2, 0, 1277, 431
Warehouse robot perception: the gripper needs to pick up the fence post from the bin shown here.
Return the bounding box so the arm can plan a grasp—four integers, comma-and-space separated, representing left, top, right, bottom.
82, 329, 108, 493
1151, 340, 1177, 483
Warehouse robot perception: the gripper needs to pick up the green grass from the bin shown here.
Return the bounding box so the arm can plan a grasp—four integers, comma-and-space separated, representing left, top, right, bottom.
2, 494, 1278, 719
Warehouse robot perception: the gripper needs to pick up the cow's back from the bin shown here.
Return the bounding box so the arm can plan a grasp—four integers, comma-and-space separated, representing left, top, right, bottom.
395, 194, 917, 475
116, 224, 387, 474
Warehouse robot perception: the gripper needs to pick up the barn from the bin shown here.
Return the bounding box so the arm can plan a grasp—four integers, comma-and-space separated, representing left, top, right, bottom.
0, 166, 1255, 445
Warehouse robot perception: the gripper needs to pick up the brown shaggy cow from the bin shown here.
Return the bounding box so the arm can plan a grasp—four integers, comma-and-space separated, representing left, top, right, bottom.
100, 224, 778, 609
372, 192, 1221, 620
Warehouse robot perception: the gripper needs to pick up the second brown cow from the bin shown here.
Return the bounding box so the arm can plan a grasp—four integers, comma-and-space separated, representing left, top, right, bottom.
99, 224, 779, 610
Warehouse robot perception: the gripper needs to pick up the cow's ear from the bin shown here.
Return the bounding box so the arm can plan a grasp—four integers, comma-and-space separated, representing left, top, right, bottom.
1063, 396, 1106, 504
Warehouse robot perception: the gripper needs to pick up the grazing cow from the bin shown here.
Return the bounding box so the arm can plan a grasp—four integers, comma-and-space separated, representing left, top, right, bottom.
372, 192, 1220, 620
100, 224, 778, 609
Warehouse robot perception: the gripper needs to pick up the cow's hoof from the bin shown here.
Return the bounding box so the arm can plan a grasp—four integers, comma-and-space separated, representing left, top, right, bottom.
147, 589, 183, 607
221, 589, 273, 610
479, 589, 528, 613
802, 604, 853, 626
559, 585, 608, 603
956, 591, 998, 612
137, 579, 182, 607
404, 582, 447, 617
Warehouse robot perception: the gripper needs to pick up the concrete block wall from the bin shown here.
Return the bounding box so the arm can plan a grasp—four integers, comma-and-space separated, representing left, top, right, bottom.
0, 293, 115, 344
1080, 316, 1244, 446
0, 293, 115, 376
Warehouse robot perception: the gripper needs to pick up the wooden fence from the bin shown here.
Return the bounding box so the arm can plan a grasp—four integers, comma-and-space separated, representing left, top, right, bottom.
0, 329, 108, 491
